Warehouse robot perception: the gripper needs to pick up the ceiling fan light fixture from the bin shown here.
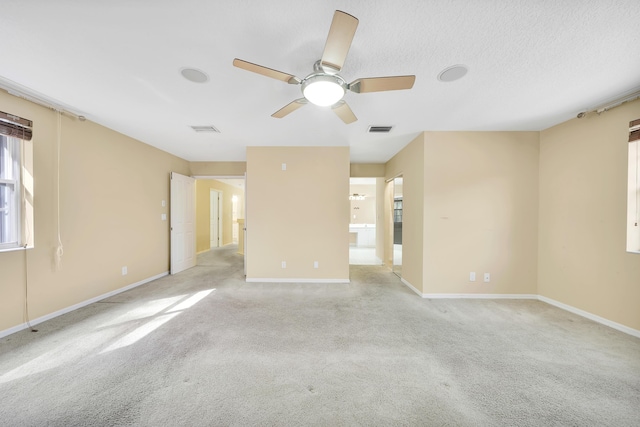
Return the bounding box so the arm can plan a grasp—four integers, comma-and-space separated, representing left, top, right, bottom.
301, 74, 346, 106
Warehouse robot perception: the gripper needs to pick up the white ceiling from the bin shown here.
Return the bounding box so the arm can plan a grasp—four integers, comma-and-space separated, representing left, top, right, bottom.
1, 1, 639, 163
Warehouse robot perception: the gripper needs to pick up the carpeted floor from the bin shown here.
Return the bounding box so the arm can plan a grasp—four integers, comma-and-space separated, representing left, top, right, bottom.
1, 245, 639, 426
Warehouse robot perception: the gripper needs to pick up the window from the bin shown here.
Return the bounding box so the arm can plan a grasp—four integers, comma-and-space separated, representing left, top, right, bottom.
628, 118, 640, 253
0, 135, 20, 248
393, 199, 403, 223
0, 110, 33, 251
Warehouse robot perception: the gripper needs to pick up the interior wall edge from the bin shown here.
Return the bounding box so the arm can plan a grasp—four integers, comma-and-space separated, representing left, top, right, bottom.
401, 278, 423, 296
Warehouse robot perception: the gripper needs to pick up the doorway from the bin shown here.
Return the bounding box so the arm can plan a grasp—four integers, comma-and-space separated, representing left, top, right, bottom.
194, 177, 246, 271
349, 177, 383, 265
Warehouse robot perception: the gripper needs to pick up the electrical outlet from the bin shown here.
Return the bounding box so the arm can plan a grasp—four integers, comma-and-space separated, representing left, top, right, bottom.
484, 273, 490, 282
122, 266, 128, 275
469, 272, 476, 281
314, 261, 319, 269
281, 261, 286, 268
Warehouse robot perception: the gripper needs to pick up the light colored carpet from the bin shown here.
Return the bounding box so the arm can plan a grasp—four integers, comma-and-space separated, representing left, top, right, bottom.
348, 247, 382, 265
1, 245, 639, 426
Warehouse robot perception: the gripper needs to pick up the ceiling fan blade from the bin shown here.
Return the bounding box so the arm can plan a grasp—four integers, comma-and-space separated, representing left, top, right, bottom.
233, 59, 301, 85
272, 99, 308, 118
349, 75, 416, 93
321, 10, 359, 73
332, 101, 357, 124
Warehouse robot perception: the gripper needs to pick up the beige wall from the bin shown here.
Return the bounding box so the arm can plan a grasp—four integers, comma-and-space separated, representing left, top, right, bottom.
0, 90, 190, 332
385, 134, 425, 292
539, 99, 640, 330
195, 179, 244, 253
2, 87, 638, 335
349, 184, 376, 224
350, 163, 385, 177
423, 131, 539, 295
246, 147, 350, 280
190, 161, 246, 177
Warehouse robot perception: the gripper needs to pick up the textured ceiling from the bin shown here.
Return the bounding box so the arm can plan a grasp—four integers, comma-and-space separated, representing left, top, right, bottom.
1, 0, 639, 163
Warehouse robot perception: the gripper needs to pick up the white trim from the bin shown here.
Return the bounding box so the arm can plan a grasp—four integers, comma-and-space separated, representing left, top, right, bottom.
246, 278, 350, 283
0, 246, 31, 253
424, 293, 538, 299
400, 285, 639, 338
538, 295, 640, 339
0, 272, 168, 339
401, 278, 425, 297
191, 175, 245, 180
400, 278, 539, 300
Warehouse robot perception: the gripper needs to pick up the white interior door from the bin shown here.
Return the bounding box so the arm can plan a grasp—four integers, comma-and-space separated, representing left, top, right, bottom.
244, 172, 247, 276
210, 189, 221, 248
170, 172, 196, 274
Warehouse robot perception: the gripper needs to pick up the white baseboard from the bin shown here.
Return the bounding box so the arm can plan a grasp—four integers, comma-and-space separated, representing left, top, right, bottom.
399, 278, 639, 338
399, 279, 538, 300
246, 278, 350, 283
425, 293, 539, 299
0, 272, 168, 339
401, 278, 424, 297
538, 295, 640, 339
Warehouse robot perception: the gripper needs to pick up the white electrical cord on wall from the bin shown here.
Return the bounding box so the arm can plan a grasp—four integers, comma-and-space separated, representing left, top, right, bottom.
54, 111, 64, 270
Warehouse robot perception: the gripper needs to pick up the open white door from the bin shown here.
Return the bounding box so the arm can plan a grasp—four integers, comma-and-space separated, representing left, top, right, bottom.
244, 172, 247, 276
170, 172, 196, 274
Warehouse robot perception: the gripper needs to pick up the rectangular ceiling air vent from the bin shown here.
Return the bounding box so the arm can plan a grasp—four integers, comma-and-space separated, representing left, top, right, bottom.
191, 125, 220, 133
368, 125, 393, 133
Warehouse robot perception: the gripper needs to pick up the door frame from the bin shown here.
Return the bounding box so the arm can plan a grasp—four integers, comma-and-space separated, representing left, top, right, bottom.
209, 189, 222, 248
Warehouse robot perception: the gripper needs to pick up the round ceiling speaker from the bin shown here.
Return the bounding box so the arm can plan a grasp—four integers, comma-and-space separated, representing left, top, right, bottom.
180, 68, 209, 83
437, 65, 468, 82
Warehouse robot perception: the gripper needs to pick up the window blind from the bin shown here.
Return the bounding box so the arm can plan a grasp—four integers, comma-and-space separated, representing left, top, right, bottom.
0, 111, 33, 141
630, 118, 640, 143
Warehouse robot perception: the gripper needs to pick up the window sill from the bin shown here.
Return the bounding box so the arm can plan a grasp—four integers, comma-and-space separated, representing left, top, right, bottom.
0, 245, 33, 254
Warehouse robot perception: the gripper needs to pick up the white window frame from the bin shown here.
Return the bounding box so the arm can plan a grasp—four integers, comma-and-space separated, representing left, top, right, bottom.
0, 135, 21, 250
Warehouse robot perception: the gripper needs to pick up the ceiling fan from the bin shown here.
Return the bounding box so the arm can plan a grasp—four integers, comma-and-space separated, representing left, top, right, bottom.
233, 10, 416, 124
